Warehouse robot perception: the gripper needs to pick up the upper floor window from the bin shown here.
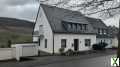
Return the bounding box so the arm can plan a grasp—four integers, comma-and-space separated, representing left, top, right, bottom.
83, 24, 87, 30
63, 21, 88, 32
98, 28, 107, 35
68, 24, 72, 29
104, 30, 107, 34
98, 28, 103, 34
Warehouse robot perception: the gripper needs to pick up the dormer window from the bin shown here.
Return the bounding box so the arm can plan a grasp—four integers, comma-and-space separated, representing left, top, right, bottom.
98, 28, 107, 35
83, 24, 87, 30
68, 24, 72, 29
62, 21, 88, 32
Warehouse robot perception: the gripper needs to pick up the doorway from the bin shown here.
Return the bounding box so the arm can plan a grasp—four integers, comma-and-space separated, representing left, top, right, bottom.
74, 39, 79, 51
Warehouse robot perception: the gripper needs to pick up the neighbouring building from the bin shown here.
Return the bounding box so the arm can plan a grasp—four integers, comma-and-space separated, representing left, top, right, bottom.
107, 26, 119, 47
86, 17, 113, 48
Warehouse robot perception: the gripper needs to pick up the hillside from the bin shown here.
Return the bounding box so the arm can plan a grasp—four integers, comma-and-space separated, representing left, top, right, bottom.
0, 17, 35, 48
0, 17, 34, 34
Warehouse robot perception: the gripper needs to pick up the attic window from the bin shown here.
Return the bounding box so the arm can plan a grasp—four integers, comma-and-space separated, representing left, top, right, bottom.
68, 23, 73, 29
62, 21, 88, 32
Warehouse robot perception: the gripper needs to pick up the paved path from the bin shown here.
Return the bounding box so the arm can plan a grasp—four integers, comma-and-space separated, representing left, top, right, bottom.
0, 49, 116, 67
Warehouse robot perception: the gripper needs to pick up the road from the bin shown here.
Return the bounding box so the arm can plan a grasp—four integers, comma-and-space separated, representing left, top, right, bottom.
36, 55, 114, 67
0, 49, 116, 67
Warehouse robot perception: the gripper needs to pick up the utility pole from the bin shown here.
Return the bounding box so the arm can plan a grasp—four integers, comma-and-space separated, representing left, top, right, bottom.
118, 19, 120, 58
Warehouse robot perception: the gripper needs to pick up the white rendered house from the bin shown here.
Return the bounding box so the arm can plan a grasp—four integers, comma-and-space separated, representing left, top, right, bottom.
86, 17, 114, 48
33, 4, 112, 54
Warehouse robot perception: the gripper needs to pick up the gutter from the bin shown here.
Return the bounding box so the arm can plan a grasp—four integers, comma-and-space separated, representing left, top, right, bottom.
52, 32, 55, 55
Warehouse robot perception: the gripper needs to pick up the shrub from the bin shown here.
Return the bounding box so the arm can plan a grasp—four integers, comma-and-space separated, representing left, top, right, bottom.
7, 40, 12, 48
92, 42, 108, 50
0, 45, 5, 48
65, 49, 74, 56
59, 48, 65, 55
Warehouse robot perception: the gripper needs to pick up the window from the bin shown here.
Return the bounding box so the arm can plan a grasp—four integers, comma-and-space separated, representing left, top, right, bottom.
61, 39, 67, 48
45, 39, 47, 48
77, 24, 80, 31
98, 28, 100, 34
68, 24, 71, 29
84, 24, 87, 30
104, 30, 107, 34
104, 40, 105, 43
100, 29, 102, 34
110, 39, 112, 44
83, 24, 87, 30
80, 24, 82, 30
72, 24, 77, 31
38, 38, 40, 46
100, 40, 102, 43
85, 39, 91, 46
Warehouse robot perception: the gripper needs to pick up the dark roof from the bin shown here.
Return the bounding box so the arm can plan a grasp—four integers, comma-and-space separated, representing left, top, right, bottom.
40, 4, 101, 34
96, 34, 113, 38
107, 26, 119, 38
85, 17, 107, 29
84, 17, 112, 38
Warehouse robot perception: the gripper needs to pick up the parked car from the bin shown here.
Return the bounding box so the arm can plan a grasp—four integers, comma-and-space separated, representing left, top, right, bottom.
92, 42, 108, 50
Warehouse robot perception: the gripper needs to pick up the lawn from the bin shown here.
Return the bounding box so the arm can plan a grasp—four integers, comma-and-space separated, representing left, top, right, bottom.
0, 31, 32, 48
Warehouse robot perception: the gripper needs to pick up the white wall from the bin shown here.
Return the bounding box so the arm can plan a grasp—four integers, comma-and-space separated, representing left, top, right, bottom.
0, 48, 13, 60
54, 34, 96, 53
112, 37, 118, 47
96, 38, 113, 48
33, 6, 53, 53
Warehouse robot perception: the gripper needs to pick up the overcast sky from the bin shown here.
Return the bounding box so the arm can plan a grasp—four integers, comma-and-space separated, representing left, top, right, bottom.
0, 0, 39, 21
0, 0, 119, 27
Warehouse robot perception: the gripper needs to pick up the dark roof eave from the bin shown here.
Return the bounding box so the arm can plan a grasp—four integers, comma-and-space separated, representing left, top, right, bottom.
54, 32, 96, 35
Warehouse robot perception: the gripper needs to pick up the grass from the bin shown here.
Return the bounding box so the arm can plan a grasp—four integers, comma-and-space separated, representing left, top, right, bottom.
0, 31, 32, 48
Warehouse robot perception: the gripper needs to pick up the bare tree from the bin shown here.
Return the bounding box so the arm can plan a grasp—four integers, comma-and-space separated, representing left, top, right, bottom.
40, 0, 120, 19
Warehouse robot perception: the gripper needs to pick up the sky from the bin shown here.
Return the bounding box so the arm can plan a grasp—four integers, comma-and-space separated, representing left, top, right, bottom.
0, 0, 119, 27
0, 0, 39, 21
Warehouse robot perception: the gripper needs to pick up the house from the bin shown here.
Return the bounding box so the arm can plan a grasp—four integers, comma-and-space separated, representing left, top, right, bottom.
107, 26, 119, 47
112, 36, 118, 47
86, 17, 113, 48
33, 4, 112, 54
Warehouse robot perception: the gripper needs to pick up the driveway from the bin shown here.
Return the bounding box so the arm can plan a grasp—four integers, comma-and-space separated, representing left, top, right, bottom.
0, 49, 116, 67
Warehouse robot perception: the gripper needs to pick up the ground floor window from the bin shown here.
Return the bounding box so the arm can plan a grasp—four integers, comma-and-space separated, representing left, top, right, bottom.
61, 39, 67, 48
110, 39, 112, 44
85, 39, 91, 47
45, 39, 47, 48
38, 38, 40, 46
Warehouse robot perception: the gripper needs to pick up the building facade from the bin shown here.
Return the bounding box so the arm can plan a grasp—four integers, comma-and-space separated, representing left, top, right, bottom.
33, 4, 113, 53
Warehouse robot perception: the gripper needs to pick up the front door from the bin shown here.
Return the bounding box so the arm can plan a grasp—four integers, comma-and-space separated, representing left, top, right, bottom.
74, 39, 79, 51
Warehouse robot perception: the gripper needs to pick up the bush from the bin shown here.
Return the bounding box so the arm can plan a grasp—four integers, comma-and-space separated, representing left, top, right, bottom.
7, 40, 12, 48
65, 49, 74, 56
0, 45, 5, 48
92, 42, 108, 50
59, 48, 65, 55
